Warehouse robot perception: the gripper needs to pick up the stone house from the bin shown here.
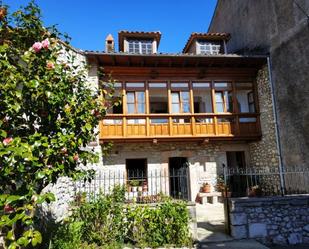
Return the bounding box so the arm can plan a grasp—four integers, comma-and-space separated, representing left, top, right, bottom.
82, 30, 279, 202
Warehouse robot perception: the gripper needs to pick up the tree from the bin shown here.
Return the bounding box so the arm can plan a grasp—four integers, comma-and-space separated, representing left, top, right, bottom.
0, 1, 115, 248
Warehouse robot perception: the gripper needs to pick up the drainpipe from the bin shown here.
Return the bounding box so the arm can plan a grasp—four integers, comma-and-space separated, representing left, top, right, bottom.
267, 56, 285, 196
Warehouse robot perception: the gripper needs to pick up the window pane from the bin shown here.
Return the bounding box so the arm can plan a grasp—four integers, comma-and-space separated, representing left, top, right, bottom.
215, 82, 229, 88
127, 92, 135, 103
171, 83, 188, 88
181, 92, 190, 101
137, 92, 145, 103
216, 103, 224, 112
192, 82, 210, 89
149, 83, 166, 88
193, 87, 212, 113
183, 102, 190, 113
172, 104, 180, 113
127, 103, 135, 113
215, 92, 223, 102
171, 92, 180, 103
226, 91, 233, 112
126, 83, 144, 88
149, 86, 168, 114
137, 103, 145, 113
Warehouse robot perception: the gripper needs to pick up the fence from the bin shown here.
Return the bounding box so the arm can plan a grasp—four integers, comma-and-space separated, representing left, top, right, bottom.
74, 167, 190, 203
223, 165, 309, 197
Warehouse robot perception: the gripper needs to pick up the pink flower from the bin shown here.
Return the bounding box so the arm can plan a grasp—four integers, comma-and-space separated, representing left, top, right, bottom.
46, 61, 55, 70
32, 42, 42, 53
41, 39, 50, 49
3, 137, 13, 146
73, 154, 79, 161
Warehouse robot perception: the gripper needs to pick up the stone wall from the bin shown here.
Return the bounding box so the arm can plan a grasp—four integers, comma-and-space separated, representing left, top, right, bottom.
249, 66, 279, 168
104, 142, 251, 202
228, 195, 309, 245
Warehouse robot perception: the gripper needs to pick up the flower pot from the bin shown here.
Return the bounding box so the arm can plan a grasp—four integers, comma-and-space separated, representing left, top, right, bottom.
132, 186, 137, 192
202, 185, 211, 193
142, 185, 148, 192
138, 186, 143, 192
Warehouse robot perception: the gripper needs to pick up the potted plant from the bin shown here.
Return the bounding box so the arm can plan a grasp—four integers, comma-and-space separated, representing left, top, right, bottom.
201, 182, 211, 193
142, 180, 148, 192
130, 180, 139, 192
248, 185, 262, 197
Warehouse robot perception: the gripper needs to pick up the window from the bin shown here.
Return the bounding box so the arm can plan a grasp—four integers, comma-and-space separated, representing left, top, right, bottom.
198, 41, 221, 55
126, 159, 147, 184
127, 91, 145, 114
128, 40, 153, 54
235, 83, 255, 113
192, 82, 212, 113
149, 83, 168, 113
171, 91, 190, 113
214, 83, 233, 112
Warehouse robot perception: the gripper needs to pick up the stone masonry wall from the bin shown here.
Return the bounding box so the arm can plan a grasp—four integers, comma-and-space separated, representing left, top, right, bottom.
228, 195, 309, 245
249, 66, 279, 168
105, 142, 250, 202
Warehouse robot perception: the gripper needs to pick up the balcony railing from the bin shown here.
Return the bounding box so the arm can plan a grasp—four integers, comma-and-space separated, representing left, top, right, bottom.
100, 113, 261, 141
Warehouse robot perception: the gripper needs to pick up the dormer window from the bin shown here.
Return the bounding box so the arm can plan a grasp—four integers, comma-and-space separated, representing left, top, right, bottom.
118, 31, 161, 53
183, 33, 230, 54
198, 41, 221, 55
128, 39, 153, 54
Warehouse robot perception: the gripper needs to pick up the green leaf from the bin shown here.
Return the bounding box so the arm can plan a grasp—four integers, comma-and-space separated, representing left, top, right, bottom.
36, 171, 45, 179
6, 195, 23, 204
7, 230, 15, 241
85, 123, 92, 131
17, 236, 29, 246
0, 130, 7, 138
31, 231, 42, 246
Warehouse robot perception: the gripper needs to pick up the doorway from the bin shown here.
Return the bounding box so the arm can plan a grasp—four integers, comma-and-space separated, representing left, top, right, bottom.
226, 151, 247, 196
169, 157, 189, 200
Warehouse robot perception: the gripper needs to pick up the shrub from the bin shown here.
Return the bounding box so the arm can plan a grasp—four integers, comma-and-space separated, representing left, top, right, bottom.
51, 187, 192, 248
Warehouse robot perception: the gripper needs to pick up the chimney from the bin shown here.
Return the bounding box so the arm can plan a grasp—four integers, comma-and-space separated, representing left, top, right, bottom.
105, 34, 115, 53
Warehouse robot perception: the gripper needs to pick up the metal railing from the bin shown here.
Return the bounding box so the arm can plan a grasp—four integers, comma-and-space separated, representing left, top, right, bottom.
223, 165, 309, 197
74, 168, 190, 203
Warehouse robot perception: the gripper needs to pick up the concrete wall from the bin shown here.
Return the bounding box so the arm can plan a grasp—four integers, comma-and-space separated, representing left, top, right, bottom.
228, 195, 309, 245
209, 0, 309, 168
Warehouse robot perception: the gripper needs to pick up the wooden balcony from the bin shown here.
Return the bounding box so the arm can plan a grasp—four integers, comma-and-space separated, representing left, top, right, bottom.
99, 113, 261, 142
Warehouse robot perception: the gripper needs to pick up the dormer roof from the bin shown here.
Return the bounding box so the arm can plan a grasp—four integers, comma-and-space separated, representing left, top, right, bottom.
183, 32, 230, 53
118, 30, 161, 52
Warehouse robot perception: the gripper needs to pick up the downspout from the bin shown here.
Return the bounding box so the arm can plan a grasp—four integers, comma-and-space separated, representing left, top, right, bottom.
267, 56, 285, 196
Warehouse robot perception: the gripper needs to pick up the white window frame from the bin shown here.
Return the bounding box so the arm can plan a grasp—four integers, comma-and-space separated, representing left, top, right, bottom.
127, 39, 153, 54
198, 41, 221, 55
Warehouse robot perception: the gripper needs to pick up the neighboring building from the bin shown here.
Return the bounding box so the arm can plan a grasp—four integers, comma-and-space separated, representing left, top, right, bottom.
85, 30, 279, 201
208, 0, 309, 168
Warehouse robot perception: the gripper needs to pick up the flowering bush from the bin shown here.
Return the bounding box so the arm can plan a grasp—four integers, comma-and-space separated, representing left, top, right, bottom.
0, 1, 116, 248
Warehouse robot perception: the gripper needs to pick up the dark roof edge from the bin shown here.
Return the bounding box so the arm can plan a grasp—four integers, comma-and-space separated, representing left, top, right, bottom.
207, 0, 220, 32
84, 51, 267, 59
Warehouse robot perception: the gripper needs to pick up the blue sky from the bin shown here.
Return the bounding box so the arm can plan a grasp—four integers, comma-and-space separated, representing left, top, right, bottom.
5, 0, 217, 52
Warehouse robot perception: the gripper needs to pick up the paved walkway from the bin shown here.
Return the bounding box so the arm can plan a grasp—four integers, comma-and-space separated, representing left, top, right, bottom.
195, 203, 269, 249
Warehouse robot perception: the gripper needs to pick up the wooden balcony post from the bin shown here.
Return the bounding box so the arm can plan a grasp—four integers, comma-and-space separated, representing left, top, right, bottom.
122, 82, 127, 137
211, 81, 218, 135
189, 81, 196, 136
145, 81, 150, 136
167, 81, 173, 136
232, 81, 240, 135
